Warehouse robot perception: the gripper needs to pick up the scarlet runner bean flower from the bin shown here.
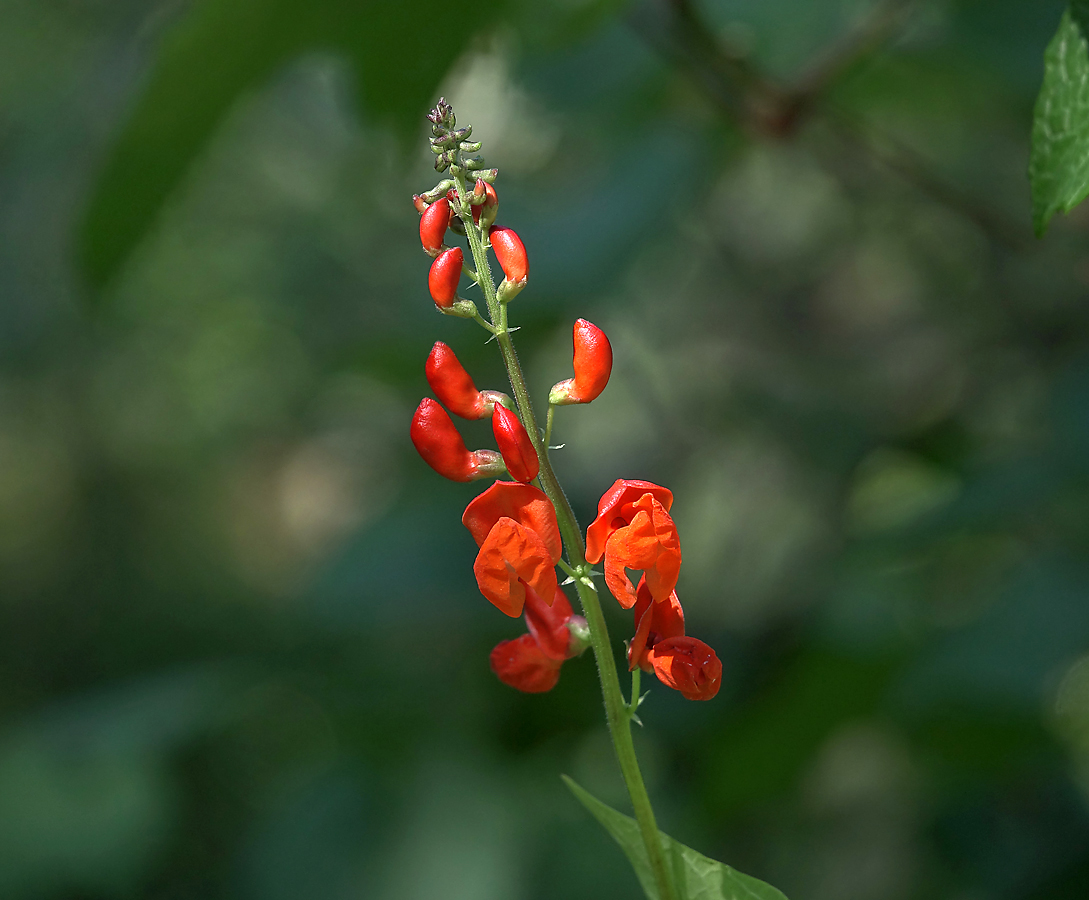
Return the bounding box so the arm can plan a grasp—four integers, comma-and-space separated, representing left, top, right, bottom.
419, 196, 451, 256
409, 398, 504, 482
428, 247, 463, 309
490, 585, 589, 692
471, 179, 498, 228
550, 318, 613, 405
463, 482, 563, 616
647, 637, 722, 701
627, 577, 685, 672
490, 226, 528, 302
492, 404, 540, 483
585, 479, 681, 608
425, 342, 508, 419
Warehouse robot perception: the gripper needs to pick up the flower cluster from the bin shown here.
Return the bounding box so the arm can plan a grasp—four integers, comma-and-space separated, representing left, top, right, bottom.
409, 99, 719, 701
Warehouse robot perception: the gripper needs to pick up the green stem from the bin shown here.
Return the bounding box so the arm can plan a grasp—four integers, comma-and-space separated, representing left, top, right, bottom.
453, 170, 677, 900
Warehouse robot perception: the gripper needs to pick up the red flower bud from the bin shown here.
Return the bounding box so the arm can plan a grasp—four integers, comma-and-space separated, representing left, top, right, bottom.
549, 318, 613, 405
492, 404, 539, 484
490, 633, 562, 693
471, 180, 499, 228
490, 226, 528, 300
419, 197, 451, 256
428, 247, 463, 309
647, 636, 721, 701
425, 342, 506, 420
412, 194, 430, 214
410, 398, 503, 482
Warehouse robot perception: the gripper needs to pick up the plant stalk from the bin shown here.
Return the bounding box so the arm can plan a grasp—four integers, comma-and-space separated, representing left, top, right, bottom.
453, 172, 677, 900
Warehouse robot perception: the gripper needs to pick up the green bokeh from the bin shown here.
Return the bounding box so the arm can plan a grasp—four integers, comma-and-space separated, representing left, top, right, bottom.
2, 1, 1088, 898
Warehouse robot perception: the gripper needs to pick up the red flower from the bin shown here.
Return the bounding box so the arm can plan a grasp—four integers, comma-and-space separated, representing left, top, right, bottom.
462, 482, 562, 564
490, 585, 588, 692
419, 197, 451, 256
425, 342, 506, 420
463, 482, 563, 616
474, 517, 558, 616
429, 247, 463, 308
471, 179, 498, 228
549, 319, 613, 406
490, 634, 562, 693
490, 226, 528, 283
585, 480, 680, 608
410, 398, 504, 482
627, 577, 685, 672
492, 404, 539, 483
647, 637, 721, 701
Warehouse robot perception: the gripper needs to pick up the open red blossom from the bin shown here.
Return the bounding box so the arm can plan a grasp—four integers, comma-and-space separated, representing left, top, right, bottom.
473, 516, 558, 616
490, 586, 587, 692
585, 479, 675, 564
628, 577, 685, 672
490, 634, 562, 693
462, 482, 562, 564
492, 404, 539, 483
602, 492, 681, 608
425, 342, 506, 420
647, 636, 721, 701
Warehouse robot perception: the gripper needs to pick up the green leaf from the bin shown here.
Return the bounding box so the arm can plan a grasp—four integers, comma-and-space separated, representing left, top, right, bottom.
80, 0, 500, 292
1030, 9, 1089, 236
562, 775, 790, 900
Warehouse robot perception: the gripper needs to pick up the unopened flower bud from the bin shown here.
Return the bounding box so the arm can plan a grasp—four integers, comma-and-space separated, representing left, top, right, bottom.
492, 404, 539, 483
491, 226, 528, 302
419, 198, 451, 256
410, 398, 505, 483
426, 342, 509, 419
428, 247, 462, 309
412, 194, 430, 214
549, 319, 613, 405
471, 180, 499, 229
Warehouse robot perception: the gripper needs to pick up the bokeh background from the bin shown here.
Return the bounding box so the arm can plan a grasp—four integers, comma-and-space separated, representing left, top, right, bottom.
3, 0, 1089, 897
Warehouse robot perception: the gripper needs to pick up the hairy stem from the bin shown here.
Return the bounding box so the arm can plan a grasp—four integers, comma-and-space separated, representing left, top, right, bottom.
453, 170, 677, 900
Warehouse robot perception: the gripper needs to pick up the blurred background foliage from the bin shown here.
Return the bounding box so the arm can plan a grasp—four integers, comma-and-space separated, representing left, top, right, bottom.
2, 0, 1089, 897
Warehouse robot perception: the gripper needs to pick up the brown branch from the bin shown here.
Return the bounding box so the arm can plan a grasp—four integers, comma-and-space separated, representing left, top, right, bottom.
630, 0, 1029, 249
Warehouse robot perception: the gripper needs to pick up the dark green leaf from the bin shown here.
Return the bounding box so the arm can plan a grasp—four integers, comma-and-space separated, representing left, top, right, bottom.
80, 0, 498, 292
1030, 9, 1089, 236
562, 775, 790, 900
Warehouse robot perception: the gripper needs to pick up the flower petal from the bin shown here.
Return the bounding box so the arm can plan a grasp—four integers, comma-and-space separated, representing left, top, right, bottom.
473, 517, 558, 617
585, 480, 673, 564
490, 634, 562, 693
603, 495, 681, 608
463, 482, 562, 563
524, 585, 575, 661
628, 578, 685, 671
648, 636, 721, 701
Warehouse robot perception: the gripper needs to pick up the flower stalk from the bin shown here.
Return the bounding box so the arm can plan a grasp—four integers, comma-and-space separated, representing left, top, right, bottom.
450, 168, 678, 900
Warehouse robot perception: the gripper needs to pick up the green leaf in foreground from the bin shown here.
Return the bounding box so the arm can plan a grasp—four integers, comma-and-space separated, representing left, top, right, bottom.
562, 776, 789, 900
1030, 9, 1089, 236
